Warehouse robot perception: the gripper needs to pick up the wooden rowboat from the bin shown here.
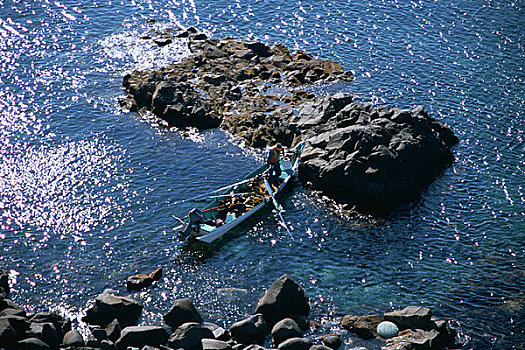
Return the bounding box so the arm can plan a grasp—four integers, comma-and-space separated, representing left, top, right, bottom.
180, 142, 305, 245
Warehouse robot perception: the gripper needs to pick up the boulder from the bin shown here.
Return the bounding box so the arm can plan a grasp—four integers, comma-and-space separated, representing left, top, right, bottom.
310, 346, 332, 350
201, 338, 232, 350
254, 275, 309, 328
126, 273, 153, 291
384, 306, 433, 330
106, 318, 122, 342
229, 314, 268, 345
203, 322, 230, 341
163, 298, 203, 331
168, 322, 214, 350
82, 291, 143, 328
0, 308, 26, 317
26, 322, 60, 349
63, 329, 85, 347
91, 326, 108, 341
115, 326, 170, 350
0, 269, 9, 297
271, 318, 302, 346
0, 299, 23, 314
18, 337, 51, 350
341, 314, 383, 339
0, 317, 18, 344
100, 339, 117, 350
0, 315, 30, 340
318, 334, 342, 350
276, 337, 312, 350
29, 311, 71, 340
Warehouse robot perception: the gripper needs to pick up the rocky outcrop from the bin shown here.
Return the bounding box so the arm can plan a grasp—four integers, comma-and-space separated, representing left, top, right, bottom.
254, 274, 310, 329
121, 30, 457, 213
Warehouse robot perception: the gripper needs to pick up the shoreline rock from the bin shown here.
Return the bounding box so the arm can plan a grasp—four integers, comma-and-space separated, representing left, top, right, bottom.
0, 269, 461, 349
121, 29, 458, 213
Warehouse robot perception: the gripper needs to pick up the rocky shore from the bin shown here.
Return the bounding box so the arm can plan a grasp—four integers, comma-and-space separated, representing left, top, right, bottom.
1, 269, 460, 350
120, 27, 458, 213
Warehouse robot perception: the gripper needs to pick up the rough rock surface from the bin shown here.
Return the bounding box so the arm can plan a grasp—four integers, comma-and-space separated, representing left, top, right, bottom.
82, 291, 143, 328
277, 337, 312, 350
0, 269, 9, 298
63, 329, 85, 347
318, 334, 342, 350
254, 274, 309, 329
168, 322, 214, 350
271, 318, 302, 346
229, 314, 268, 345
121, 31, 457, 213
163, 298, 203, 331
384, 306, 433, 330
341, 314, 383, 339
114, 325, 170, 350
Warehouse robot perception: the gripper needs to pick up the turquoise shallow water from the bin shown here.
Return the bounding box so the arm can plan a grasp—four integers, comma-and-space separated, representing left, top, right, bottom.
0, 0, 523, 348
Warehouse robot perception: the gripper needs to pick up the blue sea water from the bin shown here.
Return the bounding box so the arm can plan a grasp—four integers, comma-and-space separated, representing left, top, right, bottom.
0, 0, 523, 348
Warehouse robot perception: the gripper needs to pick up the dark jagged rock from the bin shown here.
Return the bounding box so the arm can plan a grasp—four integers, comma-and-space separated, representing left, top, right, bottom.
276, 337, 312, 350
168, 322, 214, 350
0, 308, 26, 317
297, 98, 458, 213
385, 329, 444, 350
150, 267, 163, 281
163, 298, 203, 331
26, 322, 60, 349
19, 337, 51, 350
126, 273, 153, 291
63, 329, 85, 347
229, 314, 268, 345
29, 311, 71, 341
0, 317, 19, 344
310, 345, 333, 350
254, 275, 309, 329
319, 334, 342, 350
82, 291, 143, 328
114, 326, 169, 350
384, 306, 433, 330
271, 318, 302, 346
1, 315, 30, 341
105, 318, 121, 343
0, 269, 9, 298
203, 322, 230, 341
341, 314, 383, 339
201, 338, 232, 350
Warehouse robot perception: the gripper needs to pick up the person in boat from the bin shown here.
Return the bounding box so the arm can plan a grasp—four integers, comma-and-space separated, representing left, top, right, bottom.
266, 142, 282, 185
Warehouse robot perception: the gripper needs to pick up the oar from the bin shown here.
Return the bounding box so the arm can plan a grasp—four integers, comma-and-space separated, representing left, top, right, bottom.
264, 178, 293, 240
172, 177, 256, 205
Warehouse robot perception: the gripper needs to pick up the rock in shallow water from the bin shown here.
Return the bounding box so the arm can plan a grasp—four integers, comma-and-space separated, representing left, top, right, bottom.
254, 274, 309, 329
163, 298, 203, 331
